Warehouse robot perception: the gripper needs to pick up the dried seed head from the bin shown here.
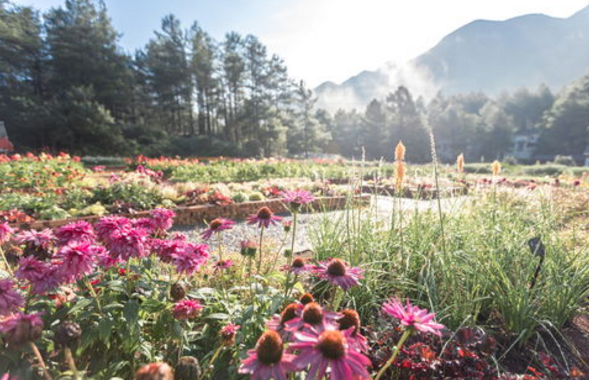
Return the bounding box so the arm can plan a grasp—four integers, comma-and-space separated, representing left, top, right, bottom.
395, 161, 405, 189
491, 160, 501, 177
55, 321, 82, 347
170, 283, 186, 301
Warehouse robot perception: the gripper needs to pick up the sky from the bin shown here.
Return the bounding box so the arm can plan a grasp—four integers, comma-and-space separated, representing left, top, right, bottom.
11, 0, 589, 87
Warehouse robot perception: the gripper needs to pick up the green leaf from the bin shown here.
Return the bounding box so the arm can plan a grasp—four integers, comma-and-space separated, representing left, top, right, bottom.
68, 298, 93, 315
97, 318, 114, 345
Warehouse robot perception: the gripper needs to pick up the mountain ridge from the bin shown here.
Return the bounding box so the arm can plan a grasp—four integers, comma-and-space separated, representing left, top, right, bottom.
316, 4, 589, 111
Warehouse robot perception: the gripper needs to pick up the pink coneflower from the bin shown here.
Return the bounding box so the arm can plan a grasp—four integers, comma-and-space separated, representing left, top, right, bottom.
0, 222, 14, 245
220, 323, 240, 346
0, 312, 44, 346
285, 302, 341, 333
201, 218, 235, 240
54, 242, 96, 282
94, 216, 131, 243
13, 229, 55, 249
239, 330, 297, 380
1, 373, 18, 380
281, 189, 315, 210
93, 246, 120, 269
338, 309, 368, 353
382, 298, 444, 336
55, 221, 95, 246
172, 299, 203, 320
107, 228, 148, 261
290, 325, 371, 380
267, 303, 303, 338
313, 258, 363, 291
240, 240, 257, 257
150, 208, 175, 231
171, 243, 210, 275
0, 279, 25, 316
282, 257, 311, 275
214, 259, 234, 271
247, 207, 282, 228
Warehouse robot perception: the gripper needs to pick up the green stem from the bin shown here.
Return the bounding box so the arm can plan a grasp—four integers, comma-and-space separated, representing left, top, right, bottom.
330, 286, 344, 311
256, 227, 265, 273
374, 329, 412, 380
217, 233, 223, 262
64, 346, 80, 380
198, 345, 224, 380
283, 212, 298, 295
85, 278, 103, 314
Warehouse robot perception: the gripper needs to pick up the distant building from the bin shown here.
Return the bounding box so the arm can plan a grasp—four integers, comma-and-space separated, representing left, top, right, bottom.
508, 130, 539, 163
0, 122, 14, 153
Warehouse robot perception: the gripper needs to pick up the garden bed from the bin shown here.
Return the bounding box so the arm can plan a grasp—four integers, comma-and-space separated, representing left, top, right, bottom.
9, 195, 371, 230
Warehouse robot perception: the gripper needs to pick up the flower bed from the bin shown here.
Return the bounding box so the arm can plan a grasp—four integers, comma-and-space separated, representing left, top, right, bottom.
9, 195, 371, 230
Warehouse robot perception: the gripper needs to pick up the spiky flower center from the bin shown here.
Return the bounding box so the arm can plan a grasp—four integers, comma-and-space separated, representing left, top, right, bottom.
326, 259, 347, 277
302, 302, 324, 325
299, 293, 314, 305
280, 303, 300, 325
256, 331, 284, 365
317, 330, 346, 360
209, 219, 223, 230
257, 207, 273, 220
292, 257, 305, 268
338, 309, 361, 334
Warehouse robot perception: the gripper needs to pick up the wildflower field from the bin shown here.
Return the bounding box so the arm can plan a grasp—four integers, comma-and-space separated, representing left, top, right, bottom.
1, 147, 589, 380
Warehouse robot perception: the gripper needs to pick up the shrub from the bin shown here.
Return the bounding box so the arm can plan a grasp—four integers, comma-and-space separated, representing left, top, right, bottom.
553, 155, 577, 166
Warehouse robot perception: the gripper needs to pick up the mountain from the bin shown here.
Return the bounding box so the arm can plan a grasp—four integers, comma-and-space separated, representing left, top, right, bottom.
315, 4, 589, 111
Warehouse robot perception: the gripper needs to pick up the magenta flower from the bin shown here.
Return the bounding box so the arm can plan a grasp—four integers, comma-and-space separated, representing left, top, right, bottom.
150, 208, 175, 231
13, 229, 55, 249
285, 302, 341, 334
1, 373, 18, 380
213, 259, 234, 271
171, 243, 210, 275
54, 242, 96, 282
132, 218, 156, 234
338, 309, 368, 353
0, 222, 14, 245
220, 323, 240, 345
55, 221, 95, 246
152, 238, 186, 263
15, 257, 60, 294
313, 258, 363, 291
172, 299, 203, 320
94, 216, 131, 243
108, 228, 148, 261
281, 189, 315, 209
382, 298, 444, 336
290, 325, 371, 380
201, 218, 235, 240
247, 206, 282, 228
0, 312, 44, 346
239, 330, 297, 380
0, 279, 25, 316
282, 257, 311, 275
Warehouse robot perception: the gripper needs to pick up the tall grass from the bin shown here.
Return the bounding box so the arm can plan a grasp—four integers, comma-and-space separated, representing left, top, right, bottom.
309, 186, 589, 348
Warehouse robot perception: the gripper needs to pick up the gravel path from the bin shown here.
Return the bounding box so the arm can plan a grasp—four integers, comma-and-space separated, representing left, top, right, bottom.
172, 195, 468, 254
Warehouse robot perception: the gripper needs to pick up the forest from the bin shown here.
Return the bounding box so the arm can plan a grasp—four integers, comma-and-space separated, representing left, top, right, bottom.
1, 0, 588, 162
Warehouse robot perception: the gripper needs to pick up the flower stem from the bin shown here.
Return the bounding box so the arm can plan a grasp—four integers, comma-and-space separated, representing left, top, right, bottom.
64, 346, 80, 380
29, 342, 53, 380
283, 212, 298, 296
256, 227, 265, 273
217, 233, 223, 262
85, 278, 103, 314
374, 329, 412, 380
0, 245, 13, 275
198, 345, 224, 380
330, 286, 344, 311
